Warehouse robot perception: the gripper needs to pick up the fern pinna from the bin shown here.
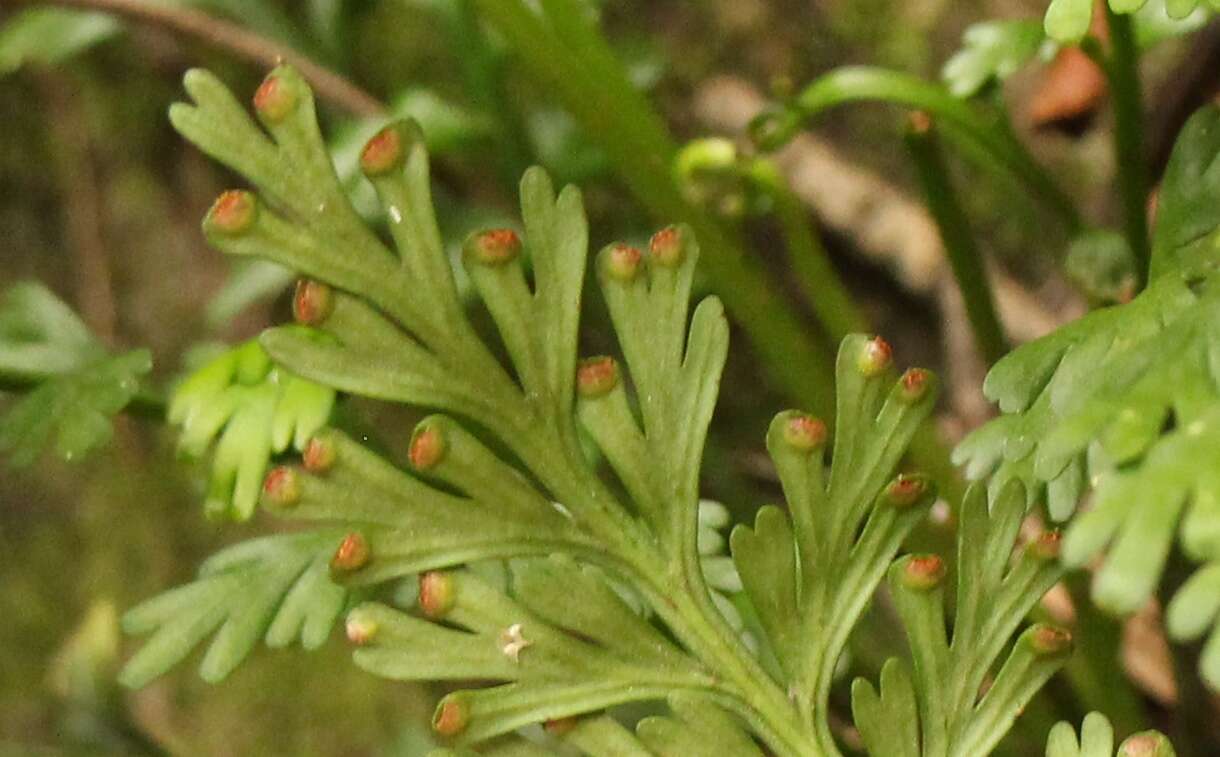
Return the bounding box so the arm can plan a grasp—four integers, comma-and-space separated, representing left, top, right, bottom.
92, 65, 1094, 757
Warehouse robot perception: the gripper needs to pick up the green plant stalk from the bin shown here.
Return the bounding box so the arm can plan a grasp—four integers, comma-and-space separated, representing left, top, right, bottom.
1164, 550, 1213, 757
545, 433, 815, 755
473, 0, 965, 505
755, 67, 1081, 235
904, 116, 1009, 366
441, 0, 533, 190
1103, 7, 1153, 287
1058, 574, 1149, 737
746, 160, 869, 342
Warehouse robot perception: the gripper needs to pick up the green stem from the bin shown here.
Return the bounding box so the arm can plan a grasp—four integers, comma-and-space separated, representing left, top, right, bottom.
658, 567, 816, 756
751, 67, 1081, 234
1058, 574, 1149, 737
904, 114, 1009, 366
746, 160, 868, 342
1101, 8, 1152, 288
547, 432, 815, 755
441, 0, 533, 190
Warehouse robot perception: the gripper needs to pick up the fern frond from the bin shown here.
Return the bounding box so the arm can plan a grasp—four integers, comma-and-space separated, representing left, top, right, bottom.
851, 483, 1070, 757
0, 282, 151, 465
124, 64, 1062, 756
953, 105, 1220, 688
731, 335, 941, 753
119, 530, 349, 686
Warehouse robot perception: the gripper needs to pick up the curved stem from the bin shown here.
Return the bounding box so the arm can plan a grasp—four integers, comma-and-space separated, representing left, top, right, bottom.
547, 427, 816, 754
751, 66, 1081, 234
18, 0, 384, 117
639, 565, 817, 756
746, 160, 868, 342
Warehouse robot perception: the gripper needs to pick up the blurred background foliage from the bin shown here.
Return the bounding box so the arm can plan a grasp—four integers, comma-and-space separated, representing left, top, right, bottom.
1, 0, 1217, 754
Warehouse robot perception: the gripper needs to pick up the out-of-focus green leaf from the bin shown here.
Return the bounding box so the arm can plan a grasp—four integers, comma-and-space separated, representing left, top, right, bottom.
954, 105, 1220, 688
0, 282, 99, 377
942, 20, 1048, 99
1065, 229, 1137, 303
0, 1, 320, 77
0, 9, 119, 75
1046, 0, 1216, 43
1044, 0, 1095, 43
0, 282, 152, 466
0, 350, 151, 467
204, 260, 296, 329
1134, 0, 1213, 47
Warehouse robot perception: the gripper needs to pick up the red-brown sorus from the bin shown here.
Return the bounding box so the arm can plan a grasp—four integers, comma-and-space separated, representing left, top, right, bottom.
344, 610, 377, 645
409, 423, 446, 470
1030, 625, 1072, 655
469, 229, 521, 265
433, 698, 469, 736
604, 243, 642, 281
857, 336, 893, 377
360, 126, 404, 176
330, 532, 370, 572
783, 412, 827, 452
899, 368, 931, 402
902, 554, 945, 590
544, 717, 578, 736
262, 466, 300, 506
253, 74, 296, 123
649, 226, 684, 266
885, 474, 927, 508
302, 436, 336, 473
293, 279, 334, 325
576, 356, 618, 398
1027, 530, 1062, 561
418, 571, 456, 619
1118, 733, 1167, 756
208, 190, 257, 234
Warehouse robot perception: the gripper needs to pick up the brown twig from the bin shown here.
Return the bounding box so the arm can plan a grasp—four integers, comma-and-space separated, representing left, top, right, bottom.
38, 70, 118, 344
14, 0, 385, 117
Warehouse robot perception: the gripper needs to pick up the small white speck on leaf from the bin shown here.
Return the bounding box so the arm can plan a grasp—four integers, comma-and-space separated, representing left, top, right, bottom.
498, 623, 531, 662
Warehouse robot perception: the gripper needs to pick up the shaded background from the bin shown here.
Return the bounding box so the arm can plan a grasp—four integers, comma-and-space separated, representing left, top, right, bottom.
1, 0, 1217, 754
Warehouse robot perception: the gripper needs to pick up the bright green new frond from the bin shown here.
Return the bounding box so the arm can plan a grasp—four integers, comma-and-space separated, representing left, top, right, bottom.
119, 530, 349, 687
853, 483, 1069, 757
169, 337, 334, 520
0, 282, 151, 466
1045, 712, 1175, 756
